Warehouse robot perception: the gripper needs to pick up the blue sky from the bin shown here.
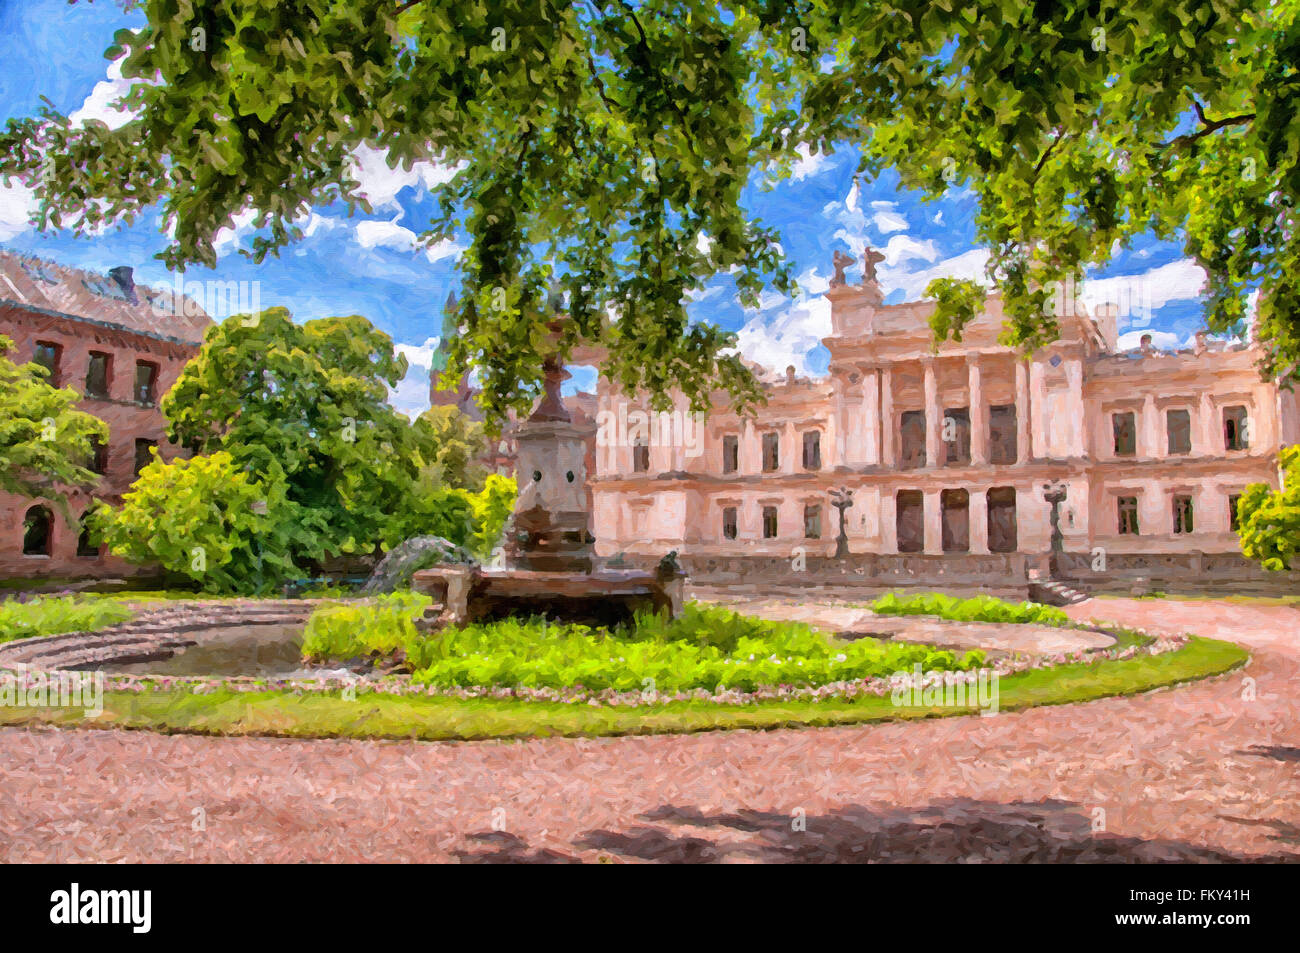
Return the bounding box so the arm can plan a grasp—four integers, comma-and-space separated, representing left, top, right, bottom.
0, 0, 1214, 416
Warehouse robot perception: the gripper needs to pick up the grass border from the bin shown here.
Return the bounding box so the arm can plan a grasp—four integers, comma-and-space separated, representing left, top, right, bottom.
0, 635, 1248, 743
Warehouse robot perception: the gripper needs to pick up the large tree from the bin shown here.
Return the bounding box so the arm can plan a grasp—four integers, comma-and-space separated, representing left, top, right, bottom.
0, 334, 108, 510
3, 0, 1298, 415
162, 307, 441, 560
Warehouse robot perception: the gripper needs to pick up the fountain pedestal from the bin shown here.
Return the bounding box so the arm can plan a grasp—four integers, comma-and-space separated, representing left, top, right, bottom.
413, 352, 684, 628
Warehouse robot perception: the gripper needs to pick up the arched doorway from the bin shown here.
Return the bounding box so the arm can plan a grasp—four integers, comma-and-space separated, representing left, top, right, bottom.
22, 505, 53, 556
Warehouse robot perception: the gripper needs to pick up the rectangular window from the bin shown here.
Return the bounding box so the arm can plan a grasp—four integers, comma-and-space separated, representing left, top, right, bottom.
987, 486, 1018, 552
942, 407, 970, 466
801, 431, 821, 470
89, 437, 108, 475
896, 490, 924, 553
1118, 496, 1140, 536
762, 505, 778, 539
1167, 408, 1192, 455
134, 361, 159, 405
803, 504, 822, 539
899, 410, 926, 469
33, 341, 61, 386
761, 432, 780, 472
722, 506, 738, 541
85, 352, 112, 399
1173, 494, 1194, 534
133, 438, 157, 477
1112, 412, 1136, 456
988, 404, 1017, 465
632, 442, 650, 473
1223, 405, 1249, 451
1229, 494, 1242, 533
722, 434, 739, 474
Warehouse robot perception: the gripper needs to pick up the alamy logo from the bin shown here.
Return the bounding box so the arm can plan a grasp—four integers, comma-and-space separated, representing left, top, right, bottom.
49, 883, 151, 933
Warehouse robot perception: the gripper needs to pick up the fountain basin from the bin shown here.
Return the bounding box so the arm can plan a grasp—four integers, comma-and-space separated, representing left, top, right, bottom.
412, 566, 684, 629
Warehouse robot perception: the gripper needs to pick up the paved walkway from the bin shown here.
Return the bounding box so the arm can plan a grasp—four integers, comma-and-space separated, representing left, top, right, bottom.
0, 598, 1296, 862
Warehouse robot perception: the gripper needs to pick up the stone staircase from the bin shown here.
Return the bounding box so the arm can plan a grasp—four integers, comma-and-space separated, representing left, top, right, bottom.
1028, 580, 1091, 606
0, 600, 315, 672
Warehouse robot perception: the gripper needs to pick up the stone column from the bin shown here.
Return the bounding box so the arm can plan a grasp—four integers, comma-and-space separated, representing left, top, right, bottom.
783, 420, 797, 474
1142, 393, 1160, 458
863, 369, 880, 465
880, 490, 898, 554
880, 365, 895, 468
1197, 391, 1216, 456
1029, 360, 1047, 459
923, 357, 941, 468
923, 489, 943, 554
968, 355, 987, 465
743, 418, 760, 473
969, 488, 989, 554
1065, 358, 1085, 457
1015, 360, 1031, 464
829, 380, 844, 468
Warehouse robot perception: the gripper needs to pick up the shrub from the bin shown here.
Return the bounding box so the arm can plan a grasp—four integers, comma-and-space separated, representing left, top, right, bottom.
870, 591, 1069, 626
0, 594, 134, 644
300, 592, 432, 661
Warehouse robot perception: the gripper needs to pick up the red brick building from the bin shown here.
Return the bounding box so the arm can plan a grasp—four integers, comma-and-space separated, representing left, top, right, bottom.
0, 251, 211, 581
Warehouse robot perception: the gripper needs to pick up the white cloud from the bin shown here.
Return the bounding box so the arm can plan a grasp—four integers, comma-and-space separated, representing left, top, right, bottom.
787, 143, 834, 182
1080, 258, 1206, 328
354, 218, 418, 251
69, 59, 139, 130
299, 212, 339, 238
212, 208, 259, 255
348, 144, 462, 211
424, 238, 465, 263
873, 208, 908, 233
0, 180, 36, 241
735, 294, 832, 376
880, 248, 992, 300
395, 336, 441, 369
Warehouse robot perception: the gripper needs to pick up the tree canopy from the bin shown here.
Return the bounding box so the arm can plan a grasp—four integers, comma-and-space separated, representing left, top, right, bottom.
0, 334, 108, 511
3, 0, 1298, 416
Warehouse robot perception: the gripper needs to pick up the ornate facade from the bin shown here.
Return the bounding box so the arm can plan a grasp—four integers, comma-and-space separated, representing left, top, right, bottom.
588, 262, 1300, 590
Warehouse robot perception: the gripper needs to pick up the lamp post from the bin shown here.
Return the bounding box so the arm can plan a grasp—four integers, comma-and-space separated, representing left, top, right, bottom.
1042, 480, 1068, 577
830, 486, 854, 558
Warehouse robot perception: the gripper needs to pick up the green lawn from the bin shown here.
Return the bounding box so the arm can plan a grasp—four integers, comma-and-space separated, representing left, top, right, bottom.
0, 636, 1248, 742
0, 594, 135, 644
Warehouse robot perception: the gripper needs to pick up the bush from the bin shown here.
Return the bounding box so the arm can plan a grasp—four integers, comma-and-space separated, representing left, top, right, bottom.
0, 594, 134, 644
869, 591, 1069, 626
300, 592, 432, 661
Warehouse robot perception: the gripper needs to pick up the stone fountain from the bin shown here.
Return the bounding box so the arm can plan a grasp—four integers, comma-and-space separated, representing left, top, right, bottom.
412, 353, 684, 629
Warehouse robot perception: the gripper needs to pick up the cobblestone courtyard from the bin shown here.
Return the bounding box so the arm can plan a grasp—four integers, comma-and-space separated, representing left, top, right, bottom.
0, 598, 1296, 863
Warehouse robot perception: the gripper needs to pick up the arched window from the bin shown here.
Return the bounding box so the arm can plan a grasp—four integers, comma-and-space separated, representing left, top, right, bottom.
22, 505, 52, 556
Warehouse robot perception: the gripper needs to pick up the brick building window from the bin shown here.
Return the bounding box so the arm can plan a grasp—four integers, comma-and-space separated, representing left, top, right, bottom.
988, 405, 1017, 465
135, 361, 159, 405
1112, 412, 1136, 456
987, 487, 1018, 552
803, 504, 822, 539
762, 505, 778, 539
896, 489, 924, 553
761, 432, 780, 472
33, 341, 61, 385
1173, 494, 1194, 534
722, 506, 738, 541
632, 440, 649, 473
1229, 494, 1242, 533
76, 507, 101, 559
940, 488, 970, 552
1166, 409, 1192, 455
722, 434, 739, 474
1223, 405, 1249, 451
134, 438, 157, 477
802, 431, 821, 470
89, 437, 108, 475
1117, 496, 1140, 535
85, 352, 112, 399
22, 505, 52, 556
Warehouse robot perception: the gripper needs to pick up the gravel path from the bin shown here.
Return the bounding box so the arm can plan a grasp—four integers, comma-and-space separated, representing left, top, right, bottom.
0, 598, 1296, 863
